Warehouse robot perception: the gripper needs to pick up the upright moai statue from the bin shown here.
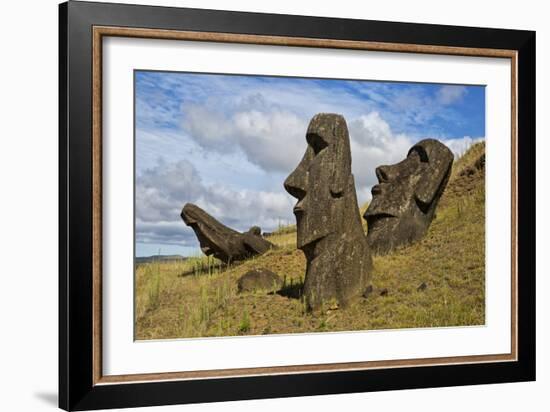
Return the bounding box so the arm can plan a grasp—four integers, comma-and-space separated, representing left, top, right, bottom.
284, 113, 372, 310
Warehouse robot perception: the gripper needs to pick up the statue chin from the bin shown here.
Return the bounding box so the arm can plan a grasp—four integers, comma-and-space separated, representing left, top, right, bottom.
366, 208, 432, 255
295, 221, 332, 251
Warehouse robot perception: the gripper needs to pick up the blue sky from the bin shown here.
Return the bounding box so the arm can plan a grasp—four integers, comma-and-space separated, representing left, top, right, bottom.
135, 71, 485, 257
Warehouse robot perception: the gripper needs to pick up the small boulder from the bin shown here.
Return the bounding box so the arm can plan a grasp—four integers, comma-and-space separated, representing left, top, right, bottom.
417, 282, 428, 292
362, 285, 374, 299
237, 268, 283, 293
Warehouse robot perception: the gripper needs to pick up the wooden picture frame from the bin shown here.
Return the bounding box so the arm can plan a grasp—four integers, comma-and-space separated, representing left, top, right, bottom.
59, 1, 535, 410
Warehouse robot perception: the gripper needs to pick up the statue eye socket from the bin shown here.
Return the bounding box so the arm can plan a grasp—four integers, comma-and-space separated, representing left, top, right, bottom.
409, 146, 429, 163
306, 133, 329, 155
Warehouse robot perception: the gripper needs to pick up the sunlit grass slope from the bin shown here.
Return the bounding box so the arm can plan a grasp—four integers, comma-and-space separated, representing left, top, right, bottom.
135, 142, 485, 339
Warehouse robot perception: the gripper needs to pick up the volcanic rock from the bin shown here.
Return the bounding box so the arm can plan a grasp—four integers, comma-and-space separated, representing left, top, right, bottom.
237, 268, 283, 293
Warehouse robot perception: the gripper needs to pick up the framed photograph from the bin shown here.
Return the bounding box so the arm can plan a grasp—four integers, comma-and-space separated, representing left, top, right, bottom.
59, 1, 535, 410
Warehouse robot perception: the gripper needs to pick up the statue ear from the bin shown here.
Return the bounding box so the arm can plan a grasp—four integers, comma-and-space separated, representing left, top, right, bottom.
329, 122, 352, 196
415, 152, 453, 209
329, 161, 349, 196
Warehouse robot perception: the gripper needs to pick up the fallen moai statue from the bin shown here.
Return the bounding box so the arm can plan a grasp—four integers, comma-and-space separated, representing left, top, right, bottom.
180, 203, 275, 263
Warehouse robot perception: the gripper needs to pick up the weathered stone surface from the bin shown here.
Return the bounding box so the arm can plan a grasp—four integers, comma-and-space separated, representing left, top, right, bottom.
180, 203, 274, 263
237, 268, 283, 293
247, 226, 262, 236
364, 139, 454, 255
284, 113, 372, 310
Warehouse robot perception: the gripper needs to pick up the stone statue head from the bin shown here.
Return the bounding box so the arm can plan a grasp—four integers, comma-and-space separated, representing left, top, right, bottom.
284, 113, 354, 250
181, 203, 274, 263
364, 138, 454, 254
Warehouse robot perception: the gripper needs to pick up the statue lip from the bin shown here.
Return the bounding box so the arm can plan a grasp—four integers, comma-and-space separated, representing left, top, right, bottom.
371, 184, 386, 196
181, 204, 201, 224
293, 200, 305, 215
364, 211, 396, 219
181, 209, 217, 232
181, 214, 197, 225
293, 206, 304, 215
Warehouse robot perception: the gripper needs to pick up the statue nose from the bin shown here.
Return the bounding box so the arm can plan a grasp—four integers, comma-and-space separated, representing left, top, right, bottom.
284, 170, 307, 200
376, 166, 390, 182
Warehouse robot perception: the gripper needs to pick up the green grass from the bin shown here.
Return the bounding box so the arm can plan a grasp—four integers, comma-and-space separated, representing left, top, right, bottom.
135, 143, 486, 339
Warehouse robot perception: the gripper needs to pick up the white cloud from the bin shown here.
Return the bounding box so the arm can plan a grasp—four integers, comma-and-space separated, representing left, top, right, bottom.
232, 110, 306, 172
441, 136, 484, 158
350, 112, 394, 147
437, 85, 467, 105
182, 102, 307, 173
182, 105, 232, 149
348, 113, 413, 202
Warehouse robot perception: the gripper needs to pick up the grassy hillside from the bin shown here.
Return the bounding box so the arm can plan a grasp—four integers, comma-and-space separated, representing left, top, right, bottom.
135, 142, 486, 339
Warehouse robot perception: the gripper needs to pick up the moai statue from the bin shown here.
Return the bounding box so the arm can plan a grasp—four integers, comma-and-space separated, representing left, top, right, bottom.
181, 203, 274, 263
284, 113, 372, 310
364, 139, 454, 254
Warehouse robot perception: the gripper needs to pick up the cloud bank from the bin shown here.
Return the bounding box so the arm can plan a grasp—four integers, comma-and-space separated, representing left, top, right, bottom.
136, 158, 294, 247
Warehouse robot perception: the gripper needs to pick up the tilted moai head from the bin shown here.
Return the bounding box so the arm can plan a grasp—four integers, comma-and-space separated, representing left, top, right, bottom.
284, 113, 371, 309
364, 139, 454, 254
181, 203, 274, 263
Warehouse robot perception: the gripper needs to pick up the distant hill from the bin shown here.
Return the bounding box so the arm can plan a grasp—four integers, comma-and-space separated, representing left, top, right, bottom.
135, 255, 187, 265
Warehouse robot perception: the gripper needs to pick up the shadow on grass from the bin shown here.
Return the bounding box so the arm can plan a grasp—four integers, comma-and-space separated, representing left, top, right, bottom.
177, 261, 244, 278
275, 280, 304, 299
